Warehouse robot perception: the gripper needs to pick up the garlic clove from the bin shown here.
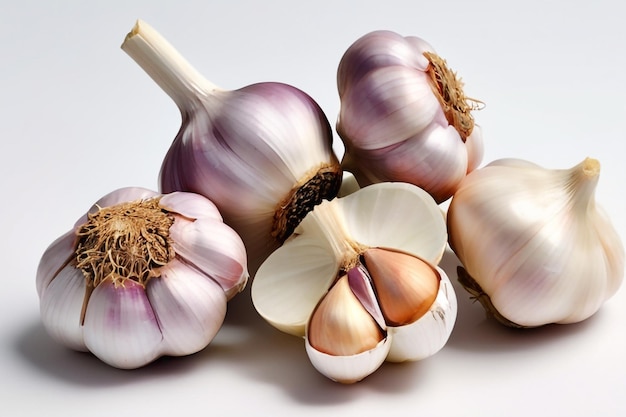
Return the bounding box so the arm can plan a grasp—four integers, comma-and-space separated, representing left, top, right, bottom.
343, 124, 468, 203
39, 265, 88, 352
347, 265, 387, 330
159, 191, 223, 222
147, 259, 227, 355
337, 30, 432, 93
338, 67, 441, 150
168, 213, 248, 299
305, 274, 390, 384
36, 230, 76, 299
83, 277, 163, 369
386, 267, 457, 362
307, 274, 385, 356
362, 248, 440, 326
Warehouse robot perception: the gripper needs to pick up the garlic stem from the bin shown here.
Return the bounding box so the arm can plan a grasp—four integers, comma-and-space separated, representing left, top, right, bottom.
567, 157, 599, 211
304, 202, 365, 270
121, 19, 218, 110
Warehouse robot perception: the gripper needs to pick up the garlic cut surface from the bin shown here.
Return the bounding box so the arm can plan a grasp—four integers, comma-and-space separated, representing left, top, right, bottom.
36, 187, 248, 369
336, 30, 484, 203
251, 182, 456, 383
447, 157, 624, 328
121, 20, 341, 275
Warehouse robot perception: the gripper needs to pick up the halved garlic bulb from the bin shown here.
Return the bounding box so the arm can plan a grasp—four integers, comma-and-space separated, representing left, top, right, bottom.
121, 20, 341, 275
336, 30, 484, 203
251, 182, 456, 383
447, 157, 624, 327
36, 187, 248, 368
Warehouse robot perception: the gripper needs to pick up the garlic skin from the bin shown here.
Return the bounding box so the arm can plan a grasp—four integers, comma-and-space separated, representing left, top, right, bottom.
121, 20, 341, 275
36, 187, 248, 369
251, 182, 457, 382
447, 157, 624, 327
336, 30, 483, 203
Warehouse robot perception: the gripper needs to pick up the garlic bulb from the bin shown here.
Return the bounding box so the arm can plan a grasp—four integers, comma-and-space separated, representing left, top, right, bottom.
336, 30, 484, 203
447, 157, 625, 327
36, 187, 248, 368
251, 182, 457, 383
121, 20, 341, 275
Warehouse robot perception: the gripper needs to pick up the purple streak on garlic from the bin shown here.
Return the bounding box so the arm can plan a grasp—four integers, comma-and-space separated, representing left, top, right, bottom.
336, 30, 484, 203
36, 187, 248, 369
121, 20, 342, 275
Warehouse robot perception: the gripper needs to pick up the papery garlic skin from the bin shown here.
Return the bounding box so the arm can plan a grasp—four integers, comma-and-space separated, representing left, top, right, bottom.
447, 157, 624, 327
336, 30, 483, 203
36, 187, 248, 368
122, 20, 341, 275
252, 182, 455, 382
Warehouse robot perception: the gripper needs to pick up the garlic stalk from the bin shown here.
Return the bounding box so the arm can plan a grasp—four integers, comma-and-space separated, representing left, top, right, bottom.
121, 20, 341, 275
336, 30, 484, 203
251, 182, 456, 383
447, 157, 624, 327
36, 187, 248, 369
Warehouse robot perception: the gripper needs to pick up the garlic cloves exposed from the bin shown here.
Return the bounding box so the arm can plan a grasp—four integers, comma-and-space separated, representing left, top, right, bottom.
447, 157, 625, 327
252, 182, 456, 382
363, 248, 439, 326
308, 274, 385, 357
121, 20, 341, 275
36, 187, 248, 368
336, 30, 483, 203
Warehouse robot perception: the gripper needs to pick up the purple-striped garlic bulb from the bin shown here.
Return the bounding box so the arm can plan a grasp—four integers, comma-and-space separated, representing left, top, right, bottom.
336, 30, 484, 203
36, 187, 248, 369
122, 20, 341, 275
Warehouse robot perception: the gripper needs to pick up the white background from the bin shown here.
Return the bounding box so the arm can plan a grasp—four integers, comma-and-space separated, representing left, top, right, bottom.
2, 1, 625, 416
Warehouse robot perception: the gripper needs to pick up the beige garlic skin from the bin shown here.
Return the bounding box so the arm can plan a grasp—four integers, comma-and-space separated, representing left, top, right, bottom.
447, 157, 624, 327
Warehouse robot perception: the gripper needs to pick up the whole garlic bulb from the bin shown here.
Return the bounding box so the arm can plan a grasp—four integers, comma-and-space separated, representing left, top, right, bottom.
447, 157, 624, 327
336, 30, 484, 203
251, 182, 457, 383
36, 187, 248, 368
121, 20, 341, 275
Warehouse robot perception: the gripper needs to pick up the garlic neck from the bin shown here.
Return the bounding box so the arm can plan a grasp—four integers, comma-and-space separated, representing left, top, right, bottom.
121, 19, 219, 111
566, 157, 600, 213
304, 202, 367, 270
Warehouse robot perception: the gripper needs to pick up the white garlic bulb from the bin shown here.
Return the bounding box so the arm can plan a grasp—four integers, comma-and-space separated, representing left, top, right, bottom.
251, 182, 457, 383
36, 187, 248, 368
447, 157, 624, 327
336, 30, 484, 203
121, 20, 341, 275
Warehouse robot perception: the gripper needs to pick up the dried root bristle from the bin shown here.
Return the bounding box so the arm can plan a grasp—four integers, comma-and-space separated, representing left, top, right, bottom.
424, 52, 483, 141
271, 162, 342, 243
456, 266, 527, 329
75, 198, 175, 323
